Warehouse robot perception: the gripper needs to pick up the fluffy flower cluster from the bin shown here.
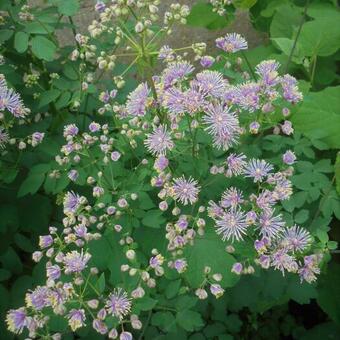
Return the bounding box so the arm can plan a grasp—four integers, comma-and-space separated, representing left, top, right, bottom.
0, 74, 44, 149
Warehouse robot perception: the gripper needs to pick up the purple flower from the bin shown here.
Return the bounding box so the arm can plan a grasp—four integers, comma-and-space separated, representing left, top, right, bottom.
298, 254, 322, 283
281, 120, 294, 135
215, 208, 248, 242
111, 151, 121, 161
154, 155, 169, 172
220, 187, 244, 208
216, 33, 248, 53
63, 250, 91, 274
67, 309, 86, 331
271, 248, 298, 275
68, 169, 79, 182
106, 288, 132, 320
200, 55, 215, 68
231, 262, 243, 275
203, 104, 240, 150
93, 319, 108, 335
6, 308, 27, 334
89, 122, 101, 132
281, 75, 303, 104
255, 60, 280, 87
280, 225, 311, 252
95, 1, 106, 12
235, 82, 261, 112
210, 284, 224, 298
63, 124, 79, 138
63, 191, 81, 214
126, 83, 150, 116
158, 45, 175, 61
162, 61, 194, 88
282, 150, 296, 165
120, 331, 133, 340
39, 235, 53, 249
249, 121, 260, 134
244, 159, 274, 182
46, 264, 61, 280
225, 153, 247, 177
144, 125, 174, 155
25, 286, 50, 310
172, 176, 200, 205
0, 83, 26, 117
258, 210, 285, 239
193, 70, 225, 98
0, 128, 9, 148
31, 132, 45, 146
173, 259, 187, 273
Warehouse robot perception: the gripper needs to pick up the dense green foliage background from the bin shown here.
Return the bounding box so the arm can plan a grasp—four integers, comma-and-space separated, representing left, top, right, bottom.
0, 0, 340, 339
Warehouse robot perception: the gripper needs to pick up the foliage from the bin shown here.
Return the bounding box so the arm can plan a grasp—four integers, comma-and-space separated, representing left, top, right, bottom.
0, 0, 339, 339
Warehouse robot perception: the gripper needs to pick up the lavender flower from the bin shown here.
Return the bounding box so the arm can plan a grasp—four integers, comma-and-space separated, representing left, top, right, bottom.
0, 128, 9, 148
200, 55, 215, 68
203, 104, 240, 150
220, 187, 244, 208
25, 286, 51, 310
235, 82, 261, 112
172, 176, 200, 205
63, 250, 91, 274
120, 331, 133, 340
158, 45, 175, 61
255, 60, 280, 87
68, 169, 79, 182
244, 159, 273, 182
216, 33, 248, 53
225, 153, 247, 176
258, 210, 285, 239
0, 83, 26, 117
215, 208, 248, 242
271, 248, 298, 275
154, 155, 169, 172
6, 308, 27, 334
31, 132, 45, 146
126, 83, 150, 116
93, 319, 108, 335
63, 124, 79, 138
39, 235, 53, 249
280, 225, 312, 252
193, 70, 226, 98
111, 151, 121, 161
298, 254, 322, 283
282, 150, 296, 165
281, 75, 303, 103
67, 309, 86, 331
63, 191, 81, 215
106, 288, 132, 320
162, 61, 194, 88
144, 125, 174, 155
46, 264, 61, 281
231, 262, 243, 275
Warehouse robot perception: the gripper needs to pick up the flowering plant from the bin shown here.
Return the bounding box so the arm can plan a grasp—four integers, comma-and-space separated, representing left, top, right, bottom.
1, 0, 339, 339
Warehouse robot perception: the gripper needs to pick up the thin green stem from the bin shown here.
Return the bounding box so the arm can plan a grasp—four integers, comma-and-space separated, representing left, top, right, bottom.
241, 51, 256, 80
284, 0, 310, 73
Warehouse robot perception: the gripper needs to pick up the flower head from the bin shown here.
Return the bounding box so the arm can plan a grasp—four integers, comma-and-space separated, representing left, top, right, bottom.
63, 250, 91, 274
106, 288, 132, 320
67, 309, 86, 331
215, 208, 248, 242
172, 176, 200, 205
63, 191, 81, 215
162, 61, 194, 88
126, 83, 150, 116
244, 159, 273, 183
216, 33, 248, 53
6, 308, 27, 334
258, 210, 285, 239
144, 125, 174, 155
280, 225, 312, 252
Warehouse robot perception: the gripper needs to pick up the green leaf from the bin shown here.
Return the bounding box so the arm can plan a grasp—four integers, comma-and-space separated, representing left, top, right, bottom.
294, 209, 309, 224
14, 32, 29, 53
0, 269, 11, 282
177, 310, 204, 331
18, 164, 50, 197
271, 37, 303, 63
317, 263, 340, 325
24, 22, 54, 34
56, 0, 80, 16
0, 29, 13, 43
142, 210, 165, 228
165, 279, 182, 299
96, 273, 106, 293
14, 234, 34, 252
135, 297, 158, 311
152, 312, 176, 332
184, 229, 238, 288
39, 89, 61, 108
187, 3, 232, 29
299, 18, 340, 57
233, 0, 257, 9
31, 36, 57, 61
292, 87, 340, 149
335, 153, 340, 195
